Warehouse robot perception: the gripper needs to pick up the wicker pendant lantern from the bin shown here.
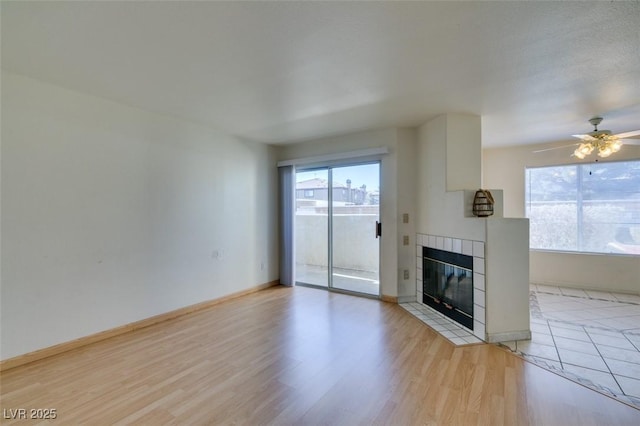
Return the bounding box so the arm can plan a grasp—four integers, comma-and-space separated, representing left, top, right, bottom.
472, 189, 494, 217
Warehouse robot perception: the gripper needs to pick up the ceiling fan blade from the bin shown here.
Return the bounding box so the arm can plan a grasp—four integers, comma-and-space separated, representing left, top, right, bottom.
620, 139, 640, 146
533, 143, 578, 153
572, 134, 597, 141
614, 130, 640, 139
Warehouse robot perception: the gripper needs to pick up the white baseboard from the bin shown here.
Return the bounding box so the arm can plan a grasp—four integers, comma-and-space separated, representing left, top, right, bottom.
486, 330, 531, 343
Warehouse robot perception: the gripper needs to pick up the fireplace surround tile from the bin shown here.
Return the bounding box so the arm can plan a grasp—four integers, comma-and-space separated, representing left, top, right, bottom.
474, 320, 486, 339
473, 256, 485, 274
473, 241, 485, 258
443, 237, 453, 252
416, 233, 487, 342
474, 288, 485, 309
462, 240, 473, 256
474, 304, 485, 322
473, 273, 485, 291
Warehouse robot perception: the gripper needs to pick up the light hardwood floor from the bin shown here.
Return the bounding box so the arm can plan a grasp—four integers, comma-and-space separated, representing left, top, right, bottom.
1, 286, 639, 425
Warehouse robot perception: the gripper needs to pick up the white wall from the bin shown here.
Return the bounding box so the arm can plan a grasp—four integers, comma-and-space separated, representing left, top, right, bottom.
396, 129, 417, 300
416, 114, 485, 241
416, 114, 530, 341
483, 142, 640, 294
1, 73, 279, 360
277, 128, 417, 299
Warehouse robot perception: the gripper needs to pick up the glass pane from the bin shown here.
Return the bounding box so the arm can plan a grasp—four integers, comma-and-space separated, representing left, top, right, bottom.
526, 165, 578, 250
331, 163, 380, 295
295, 169, 328, 287
580, 161, 640, 254
525, 160, 640, 255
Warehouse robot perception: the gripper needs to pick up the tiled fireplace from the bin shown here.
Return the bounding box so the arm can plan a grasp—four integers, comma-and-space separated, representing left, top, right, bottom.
416, 233, 486, 341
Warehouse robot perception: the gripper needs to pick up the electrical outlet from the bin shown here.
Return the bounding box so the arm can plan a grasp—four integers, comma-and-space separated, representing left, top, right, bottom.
403, 269, 410, 280
403, 235, 409, 246
403, 213, 409, 223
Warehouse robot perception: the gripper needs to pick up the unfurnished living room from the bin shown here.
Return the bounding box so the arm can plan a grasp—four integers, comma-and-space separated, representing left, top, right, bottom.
1, 1, 640, 425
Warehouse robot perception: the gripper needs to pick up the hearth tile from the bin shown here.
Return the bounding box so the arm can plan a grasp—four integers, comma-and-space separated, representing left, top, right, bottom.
463, 335, 483, 344
452, 239, 462, 254
558, 348, 609, 371
472, 241, 485, 258
428, 235, 436, 248
615, 375, 640, 399
441, 331, 457, 339
462, 239, 473, 256
416, 245, 422, 257
473, 257, 484, 274
453, 329, 470, 337
436, 236, 444, 250
450, 337, 467, 345
444, 323, 463, 331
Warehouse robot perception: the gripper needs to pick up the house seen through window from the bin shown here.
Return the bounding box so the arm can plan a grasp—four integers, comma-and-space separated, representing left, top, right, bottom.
525, 160, 640, 255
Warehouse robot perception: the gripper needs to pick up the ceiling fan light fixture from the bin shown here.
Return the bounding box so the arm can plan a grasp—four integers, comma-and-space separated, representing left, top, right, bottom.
573, 149, 586, 159
574, 142, 594, 158
611, 140, 622, 152
570, 118, 630, 159
598, 145, 612, 158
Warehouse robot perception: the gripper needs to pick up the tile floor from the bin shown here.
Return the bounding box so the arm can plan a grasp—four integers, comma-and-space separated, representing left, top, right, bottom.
500, 284, 640, 408
399, 302, 483, 345
402, 285, 640, 408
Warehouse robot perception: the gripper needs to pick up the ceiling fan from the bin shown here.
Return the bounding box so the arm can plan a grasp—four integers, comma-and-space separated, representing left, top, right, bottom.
534, 117, 640, 159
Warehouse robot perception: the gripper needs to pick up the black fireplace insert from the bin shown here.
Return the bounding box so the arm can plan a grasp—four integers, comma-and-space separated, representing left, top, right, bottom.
423, 247, 473, 329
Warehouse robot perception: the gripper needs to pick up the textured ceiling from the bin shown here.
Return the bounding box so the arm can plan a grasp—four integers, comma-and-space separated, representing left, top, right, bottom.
2, 1, 639, 147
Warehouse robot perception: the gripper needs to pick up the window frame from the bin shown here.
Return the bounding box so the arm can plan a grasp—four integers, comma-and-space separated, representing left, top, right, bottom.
524, 159, 640, 257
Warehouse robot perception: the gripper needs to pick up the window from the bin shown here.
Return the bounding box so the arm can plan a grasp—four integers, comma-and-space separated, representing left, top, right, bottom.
304, 189, 314, 198
525, 160, 640, 255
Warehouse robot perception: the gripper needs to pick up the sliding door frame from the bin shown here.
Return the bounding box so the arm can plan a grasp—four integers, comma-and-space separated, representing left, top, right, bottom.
295, 160, 381, 298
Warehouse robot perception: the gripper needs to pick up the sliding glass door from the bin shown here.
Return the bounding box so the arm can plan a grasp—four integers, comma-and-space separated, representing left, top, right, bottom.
295, 162, 380, 296
295, 169, 329, 287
